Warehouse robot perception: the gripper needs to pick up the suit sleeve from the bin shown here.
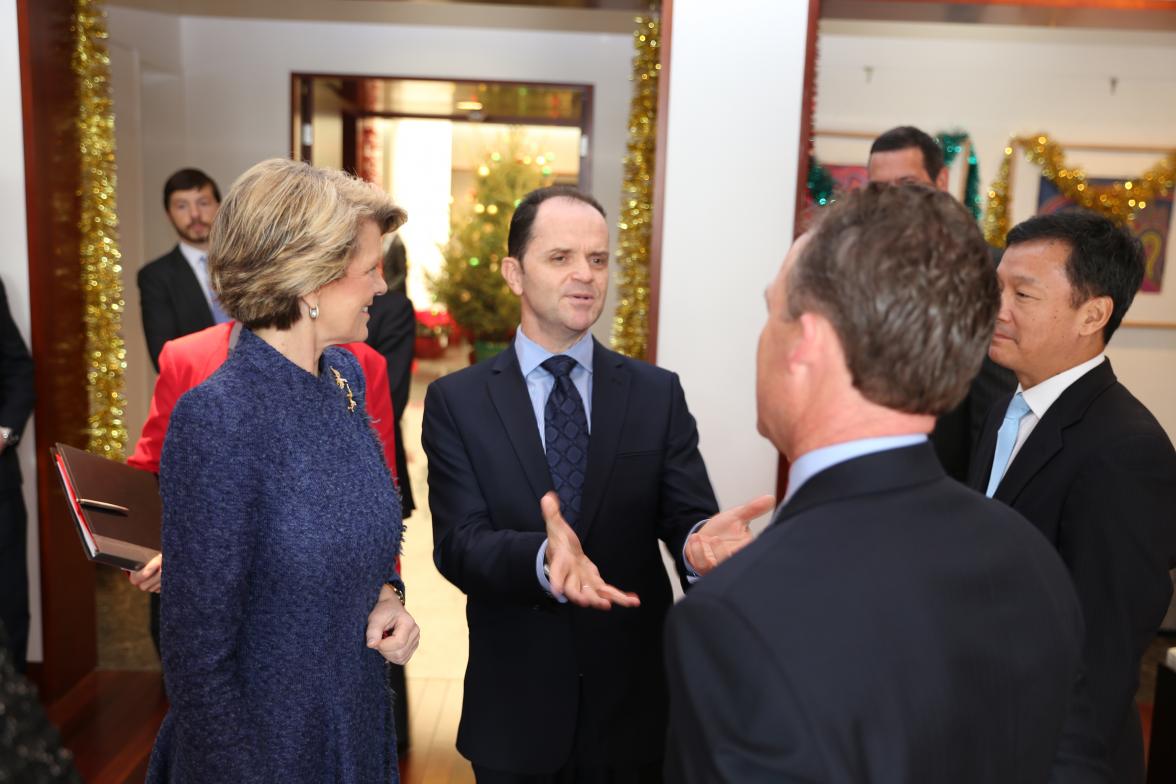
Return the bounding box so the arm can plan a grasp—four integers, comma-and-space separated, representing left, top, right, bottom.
0, 281, 35, 436
1059, 432, 1176, 754
158, 390, 260, 782
657, 373, 719, 585
422, 381, 547, 601
368, 294, 415, 423
138, 263, 179, 372
665, 593, 822, 783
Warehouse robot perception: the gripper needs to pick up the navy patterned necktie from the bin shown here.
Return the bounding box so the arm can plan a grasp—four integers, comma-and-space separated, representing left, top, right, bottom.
542, 355, 589, 529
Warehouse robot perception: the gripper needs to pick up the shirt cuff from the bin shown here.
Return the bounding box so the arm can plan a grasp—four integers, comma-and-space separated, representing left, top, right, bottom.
683, 519, 709, 584
536, 539, 568, 604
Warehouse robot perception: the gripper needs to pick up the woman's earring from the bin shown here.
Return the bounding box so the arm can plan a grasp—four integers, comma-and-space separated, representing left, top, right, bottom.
309, 305, 319, 320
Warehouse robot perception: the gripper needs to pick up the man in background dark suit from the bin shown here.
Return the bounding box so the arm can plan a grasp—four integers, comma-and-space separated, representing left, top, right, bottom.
667, 184, 1107, 783
138, 168, 226, 371
366, 233, 416, 518
867, 126, 1017, 480
423, 185, 770, 782
0, 279, 35, 672
969, 211, 1176, 783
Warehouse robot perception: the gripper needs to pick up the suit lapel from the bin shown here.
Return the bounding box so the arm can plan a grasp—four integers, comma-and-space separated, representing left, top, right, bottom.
774, 443, 946, 527
487, 347, 553, 501
994, 360, 1117, 504
577, 341, 630, 539
968, 394, 1007, 491
168, 247, 214, 325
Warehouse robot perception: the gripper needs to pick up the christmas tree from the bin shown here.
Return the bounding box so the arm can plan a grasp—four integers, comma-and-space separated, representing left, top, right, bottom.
430, 137, 553, 342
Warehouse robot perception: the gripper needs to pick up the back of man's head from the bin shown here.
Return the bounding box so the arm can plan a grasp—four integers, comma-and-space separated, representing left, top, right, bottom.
1006, 210, 1143, 344
163, 168, 221, 209
869, 126, 945, 184
792, 182, 997, 415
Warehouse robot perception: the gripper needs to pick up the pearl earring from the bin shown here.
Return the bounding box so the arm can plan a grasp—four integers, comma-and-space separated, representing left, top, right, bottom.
309, 305, 319, 320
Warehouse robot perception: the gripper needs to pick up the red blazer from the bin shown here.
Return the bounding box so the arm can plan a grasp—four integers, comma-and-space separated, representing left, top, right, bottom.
129, 322, 398, 479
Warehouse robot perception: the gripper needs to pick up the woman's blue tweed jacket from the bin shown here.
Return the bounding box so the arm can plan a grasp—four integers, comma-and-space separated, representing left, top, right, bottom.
147, 329, 403, 783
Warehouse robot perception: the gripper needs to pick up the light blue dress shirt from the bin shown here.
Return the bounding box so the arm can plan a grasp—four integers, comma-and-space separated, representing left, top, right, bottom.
783, 434, 929, 503
514, 327, 594, 449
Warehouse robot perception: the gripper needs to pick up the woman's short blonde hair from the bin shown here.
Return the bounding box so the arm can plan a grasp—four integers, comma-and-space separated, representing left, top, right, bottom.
208, 158, 407, 329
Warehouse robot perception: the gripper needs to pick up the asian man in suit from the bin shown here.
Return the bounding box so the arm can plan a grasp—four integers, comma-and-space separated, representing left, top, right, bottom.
969, 210, 1176, 783
667, 184, 1107, 783
423, 185, 772, 782
138, 168, 227, 371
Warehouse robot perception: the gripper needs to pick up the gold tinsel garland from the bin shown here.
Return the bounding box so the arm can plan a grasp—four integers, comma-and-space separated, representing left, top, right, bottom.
73, 0, 128, 458
610, 15, 660, 359
984, 134, 1176, 248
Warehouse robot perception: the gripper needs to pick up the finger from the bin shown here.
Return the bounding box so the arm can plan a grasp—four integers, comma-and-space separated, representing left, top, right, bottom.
736, 494, 777, 522
596, 583, 641, 608
540, 491, 565, 527
547, 554, 570, 598
366, 605, 396, 647
700, 538, 718, 571
570, 582, 609, 610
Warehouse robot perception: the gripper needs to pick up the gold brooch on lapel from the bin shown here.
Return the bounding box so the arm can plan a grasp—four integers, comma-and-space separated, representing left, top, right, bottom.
330, 367, 358, 413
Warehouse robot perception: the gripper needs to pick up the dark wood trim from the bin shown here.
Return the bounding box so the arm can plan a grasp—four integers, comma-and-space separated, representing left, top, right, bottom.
645, 0, 673, 366
899, 0, 1176, 9
17, 0, 98, 703
47, 670, 167, 783
298, 76, 313, 162
339, 109, 586, 129
776, 0, 823, 499
291, 71, 595, 94
579, 84, 594, 194
793, 0, 821, 240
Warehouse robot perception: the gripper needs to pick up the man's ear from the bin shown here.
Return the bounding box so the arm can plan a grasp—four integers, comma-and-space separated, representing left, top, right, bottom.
501, 256, 524, 296
1078, 295, 1113, 338
934, 165, 950, 192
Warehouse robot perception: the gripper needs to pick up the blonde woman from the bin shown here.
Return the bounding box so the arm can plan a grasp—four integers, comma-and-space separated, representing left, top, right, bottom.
147, 159, 417, 783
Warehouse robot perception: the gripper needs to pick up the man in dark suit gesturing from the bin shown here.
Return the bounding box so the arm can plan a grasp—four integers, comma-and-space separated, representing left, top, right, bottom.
969, 211, 1176, 783
138, 168, 227, 371
667, 184, 1107, 783
423, 185, 769, 782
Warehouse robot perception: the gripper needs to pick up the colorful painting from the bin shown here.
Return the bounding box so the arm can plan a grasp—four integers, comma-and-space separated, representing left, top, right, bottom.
1037, 177, 1171, 293
824, 164, 869, 195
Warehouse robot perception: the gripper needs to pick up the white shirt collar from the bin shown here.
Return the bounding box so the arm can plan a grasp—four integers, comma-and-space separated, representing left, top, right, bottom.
177, 241, 207, 266
514, 326, 594, 378
1019, 353, 1105, 421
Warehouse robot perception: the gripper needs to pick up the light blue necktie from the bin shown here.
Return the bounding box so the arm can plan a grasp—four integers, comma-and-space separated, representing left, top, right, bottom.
199, 255, 231, 324
985, 392, 1031, 497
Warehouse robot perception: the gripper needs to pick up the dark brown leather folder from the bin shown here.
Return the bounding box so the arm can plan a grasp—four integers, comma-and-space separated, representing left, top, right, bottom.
52, 442, 161, 570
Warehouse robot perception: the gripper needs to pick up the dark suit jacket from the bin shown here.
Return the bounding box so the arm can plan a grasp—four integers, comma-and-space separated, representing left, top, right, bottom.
930, 356, 1018, 481
0, 280, 34, 490
365, 291, 416, 516
422, 338, 717, 774
138, 246, 214, 371
969, 360, 1176, 783
666, 443, 1107, 784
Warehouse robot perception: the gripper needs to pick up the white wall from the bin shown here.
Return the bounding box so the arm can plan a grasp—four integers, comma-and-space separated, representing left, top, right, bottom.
1, 0, 40, 662
657, 1, 811, 511
815, 20, 1176, 440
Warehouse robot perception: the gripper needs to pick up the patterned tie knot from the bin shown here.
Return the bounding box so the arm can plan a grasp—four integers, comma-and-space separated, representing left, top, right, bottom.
1005, 392, 1031, 422
542, 355, 577, 379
